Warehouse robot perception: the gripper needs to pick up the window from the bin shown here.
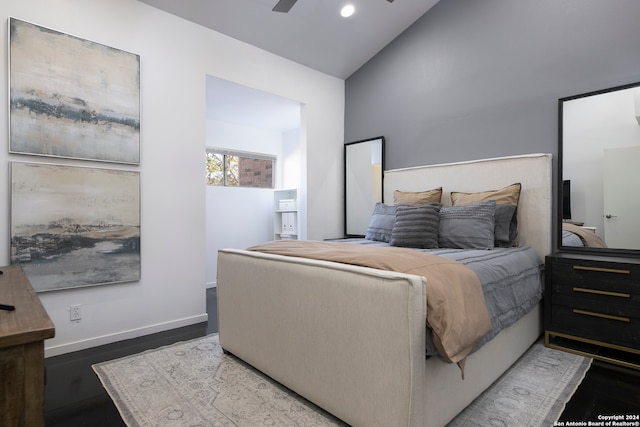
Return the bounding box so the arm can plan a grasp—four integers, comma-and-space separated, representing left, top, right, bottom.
206, 149, 275, 188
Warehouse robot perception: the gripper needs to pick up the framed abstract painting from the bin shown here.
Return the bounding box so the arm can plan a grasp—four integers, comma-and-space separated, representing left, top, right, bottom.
9, 18, 140, 164
10, 162, 141, 292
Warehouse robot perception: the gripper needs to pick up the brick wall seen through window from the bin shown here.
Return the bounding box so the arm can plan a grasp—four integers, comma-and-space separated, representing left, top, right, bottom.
206, 149, 274, 188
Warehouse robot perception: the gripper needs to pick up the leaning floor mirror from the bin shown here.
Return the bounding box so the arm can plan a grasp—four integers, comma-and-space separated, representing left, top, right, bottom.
344, 136, 385, 237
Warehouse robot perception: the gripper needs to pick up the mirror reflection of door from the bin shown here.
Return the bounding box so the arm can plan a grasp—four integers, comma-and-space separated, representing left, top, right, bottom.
603, 146, 640, 249
345, 137, 384, 237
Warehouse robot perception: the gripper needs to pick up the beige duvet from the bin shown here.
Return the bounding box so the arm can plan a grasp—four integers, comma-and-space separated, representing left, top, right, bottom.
562, 223, 607, 247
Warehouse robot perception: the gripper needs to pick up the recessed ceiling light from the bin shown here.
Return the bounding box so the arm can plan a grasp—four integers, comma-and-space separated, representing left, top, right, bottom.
340, 4, 355, 18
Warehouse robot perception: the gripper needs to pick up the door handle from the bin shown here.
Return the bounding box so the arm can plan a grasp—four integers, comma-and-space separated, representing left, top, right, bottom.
605, 214, 617, 219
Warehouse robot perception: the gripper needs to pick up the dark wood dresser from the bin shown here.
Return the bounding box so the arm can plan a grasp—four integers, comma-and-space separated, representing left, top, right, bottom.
545, 252, 640, 370
0, 265, 55, 427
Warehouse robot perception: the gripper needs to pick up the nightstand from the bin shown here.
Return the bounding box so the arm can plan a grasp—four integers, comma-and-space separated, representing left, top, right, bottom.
545, 252, 640, 370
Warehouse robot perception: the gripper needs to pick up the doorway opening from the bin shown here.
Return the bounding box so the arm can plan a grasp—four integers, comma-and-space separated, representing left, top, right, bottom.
204, 76, 305, 287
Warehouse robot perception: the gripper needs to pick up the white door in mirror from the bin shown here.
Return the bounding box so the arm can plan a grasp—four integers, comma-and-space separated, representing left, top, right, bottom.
604, 145, 640, 249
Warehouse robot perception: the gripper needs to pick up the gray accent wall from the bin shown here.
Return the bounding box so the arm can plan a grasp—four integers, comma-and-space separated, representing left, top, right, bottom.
345, 0, 640, 170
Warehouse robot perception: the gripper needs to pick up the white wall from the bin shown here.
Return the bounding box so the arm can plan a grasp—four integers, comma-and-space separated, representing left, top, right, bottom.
0, 0, 344, 356
282, 128, 302, 190
205, 186, 274, 287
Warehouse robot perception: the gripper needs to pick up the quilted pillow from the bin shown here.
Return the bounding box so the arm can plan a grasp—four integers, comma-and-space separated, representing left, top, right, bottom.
393, 187, 442, 205
365, 203, 397, 242
390, 204, 442, 249
450, 183, 521, 246
438, 201, 496, 249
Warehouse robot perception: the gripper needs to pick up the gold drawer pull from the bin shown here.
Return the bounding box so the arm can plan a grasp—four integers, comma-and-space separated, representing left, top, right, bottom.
573, 265, 630, 274
573, 309, 630, 322
573, 287, 631, 298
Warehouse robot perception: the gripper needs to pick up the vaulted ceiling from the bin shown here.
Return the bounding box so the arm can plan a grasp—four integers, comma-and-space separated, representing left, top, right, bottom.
138, 0, 440, 79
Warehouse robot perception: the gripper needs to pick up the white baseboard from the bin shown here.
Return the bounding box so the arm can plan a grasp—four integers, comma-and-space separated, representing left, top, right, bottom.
206, 281, 216, 289
44, 313, 209, 358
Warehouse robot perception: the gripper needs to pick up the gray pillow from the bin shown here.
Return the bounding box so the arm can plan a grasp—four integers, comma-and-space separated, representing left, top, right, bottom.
439, 200, 496, 249
365, 203, 397, 242
390, 204, 442, 249
494, 204, 518, 247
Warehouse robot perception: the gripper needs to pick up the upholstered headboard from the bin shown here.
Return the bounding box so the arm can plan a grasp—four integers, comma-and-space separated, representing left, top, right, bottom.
383, 153, 553, 259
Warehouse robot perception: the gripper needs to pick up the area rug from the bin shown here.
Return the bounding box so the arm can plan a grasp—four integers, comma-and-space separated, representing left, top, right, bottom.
93, 334, 591, 427
448, 340, 592, 427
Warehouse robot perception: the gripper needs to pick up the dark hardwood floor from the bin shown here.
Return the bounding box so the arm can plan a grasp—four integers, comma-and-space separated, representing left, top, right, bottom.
558, 361, 640, 422
44, 288, 640, 426
44, 288, 217, 427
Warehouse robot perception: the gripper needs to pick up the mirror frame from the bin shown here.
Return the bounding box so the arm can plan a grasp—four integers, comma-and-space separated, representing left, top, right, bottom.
558, 80, 640, 256
344, 136, 385, 237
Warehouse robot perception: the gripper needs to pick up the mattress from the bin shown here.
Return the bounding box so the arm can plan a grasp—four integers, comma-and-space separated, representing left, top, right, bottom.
338, 238, 544, 356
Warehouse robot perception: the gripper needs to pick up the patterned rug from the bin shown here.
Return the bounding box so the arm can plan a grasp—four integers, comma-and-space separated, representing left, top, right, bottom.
448, 339, 591, 426
93, 334, 591, 427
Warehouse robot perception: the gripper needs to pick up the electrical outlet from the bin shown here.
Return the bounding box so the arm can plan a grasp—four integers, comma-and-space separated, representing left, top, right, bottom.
70, 304, 81, 321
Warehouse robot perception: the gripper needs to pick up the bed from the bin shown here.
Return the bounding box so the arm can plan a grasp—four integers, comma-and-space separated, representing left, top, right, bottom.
217, 153, 552, 427
562, 222, 607, 247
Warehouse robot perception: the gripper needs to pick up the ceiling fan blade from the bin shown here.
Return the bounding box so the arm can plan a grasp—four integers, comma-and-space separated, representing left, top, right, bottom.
273, 0, 298, 13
